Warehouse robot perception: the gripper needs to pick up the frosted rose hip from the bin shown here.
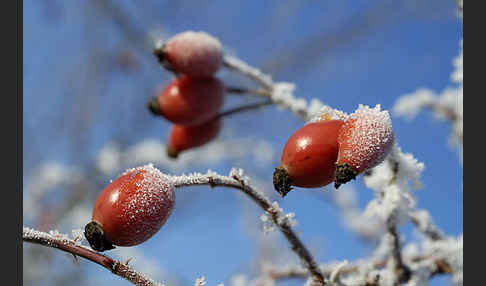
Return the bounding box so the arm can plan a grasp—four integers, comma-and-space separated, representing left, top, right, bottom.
85, 164, 175, 251
167, 118, 222, 159
273, 120, 344, 197
334, 104, 395, 188
148, 76, 225, 126
154, 31, 223, 78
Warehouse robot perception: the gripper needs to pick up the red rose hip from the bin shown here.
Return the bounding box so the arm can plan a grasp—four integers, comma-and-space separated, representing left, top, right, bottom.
334, 104, 395, 188
148, 76, 225, 126
273, 120, 344, 197
85, 164, 175, 251
167, 118, 222, 159
154, 31, 223, 79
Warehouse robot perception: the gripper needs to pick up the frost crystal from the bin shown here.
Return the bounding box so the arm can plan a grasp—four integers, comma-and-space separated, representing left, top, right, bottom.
308, 105, 349, 123
262, 202, 298, 233
329, 260, 348, 284
362, 146, 425, 226
229, 168, 250, 186
393, 88, 437, 120
116, 164, 176, 242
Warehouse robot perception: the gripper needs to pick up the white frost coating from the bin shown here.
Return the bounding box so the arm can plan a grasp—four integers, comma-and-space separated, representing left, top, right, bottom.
229, 167, 251, 186
170, 169, 299, 234
167, 31, 222, 59
409, 210, 444, 240
423, 235, 463, 286
23, 226, 93, 251
223, 55, 273, 88
24, 226, 167, 286
195, 276, 207, 286
308, 105, 349, 123
404, 271, 430, 286
272, 82, 307, 116
362, 146, 424, 226
338, 104, 395, 173
329, 260, 348, 284
117, 164, 176, 242
71, 228, 86, 244
164, 31, 223, 78
267, 202, 298, 229
393, 88, 437, 120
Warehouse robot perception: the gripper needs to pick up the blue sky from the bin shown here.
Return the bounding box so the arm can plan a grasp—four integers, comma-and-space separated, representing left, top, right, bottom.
24, 1, 462, 285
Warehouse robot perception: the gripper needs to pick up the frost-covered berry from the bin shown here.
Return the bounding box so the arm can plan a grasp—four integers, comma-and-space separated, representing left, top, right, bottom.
154, 31, 223, 79
167, 118, 222, 159
334, 104, 395, 188
273, 120, 344, 197
85, 164, 175, 251
148, 75, 225, 126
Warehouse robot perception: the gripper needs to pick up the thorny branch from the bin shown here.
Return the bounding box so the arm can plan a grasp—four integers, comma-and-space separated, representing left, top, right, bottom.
171, 170, 326, 286
23, 227, 164, 286
263, 254, 453, 281
386, 222, 411, 283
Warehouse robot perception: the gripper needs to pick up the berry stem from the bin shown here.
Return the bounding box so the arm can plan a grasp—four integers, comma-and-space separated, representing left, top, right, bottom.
222, 56, 273, 90
214, 99, 273, 120
171, 171, 326, 286
225, 86, 271, 97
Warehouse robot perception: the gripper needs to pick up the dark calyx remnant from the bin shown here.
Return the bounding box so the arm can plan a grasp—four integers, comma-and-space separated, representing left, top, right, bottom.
167, 146, 179, 160
147, 97, 160, 116
153, 44, 175, 72
334, 163, 358, 189
84, 221, 115, 252
273, 166, 293, 197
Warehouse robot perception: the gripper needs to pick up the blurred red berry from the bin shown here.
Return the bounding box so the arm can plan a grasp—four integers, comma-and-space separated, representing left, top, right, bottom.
167, 118, 222, 159
85, 165, 175, 251
334, 105, 395, 188
154, 31, 223, 79
148, 75, 225, 126
273, 120, 344, 197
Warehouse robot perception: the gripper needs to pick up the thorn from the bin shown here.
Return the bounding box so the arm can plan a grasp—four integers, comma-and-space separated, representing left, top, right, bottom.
71, 253, 79, 264
208, 177, 215, 188
124, 257, 133, 265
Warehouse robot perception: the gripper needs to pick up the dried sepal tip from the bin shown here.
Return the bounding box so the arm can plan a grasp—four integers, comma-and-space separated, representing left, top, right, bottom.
273, 166, 293, 197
